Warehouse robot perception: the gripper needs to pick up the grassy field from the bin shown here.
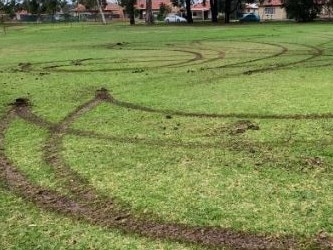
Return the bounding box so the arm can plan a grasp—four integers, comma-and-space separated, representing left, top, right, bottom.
1, 22, 333, 249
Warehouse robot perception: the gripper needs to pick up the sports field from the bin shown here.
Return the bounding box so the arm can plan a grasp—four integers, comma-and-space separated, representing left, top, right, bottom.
0, 22, 333, 249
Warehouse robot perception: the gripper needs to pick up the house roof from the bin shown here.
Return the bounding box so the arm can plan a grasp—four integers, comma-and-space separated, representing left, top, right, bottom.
105, 3, 123, 11
260, 0, 283, 7
74, 4, 86, 12
245, 3, 258, 9
135, 0, 210, 11
16, 10, 29, 15
135, 0, 172, 10
191, 2, 210, 11
104, 3, 124, 17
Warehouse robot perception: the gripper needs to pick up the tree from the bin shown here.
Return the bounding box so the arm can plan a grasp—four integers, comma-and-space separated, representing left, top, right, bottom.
282, 0, 321, 22
145, 0, 153, 24
210, 0, 218, 22
21, 0, 39, 14
222, 0, 243, 23
322, 0, 333, 18
0, 0, 5, 12
171, 0, 192, 23
95, 0, 107, 24
185, 0, 193, 23
120, 0, 136, 24
157, 2, 170, 20
1, 0, 19, 18
74, 0, 106, 24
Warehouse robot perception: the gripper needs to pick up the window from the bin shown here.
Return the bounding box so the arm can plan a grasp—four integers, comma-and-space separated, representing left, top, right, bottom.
264, 7, 275, 15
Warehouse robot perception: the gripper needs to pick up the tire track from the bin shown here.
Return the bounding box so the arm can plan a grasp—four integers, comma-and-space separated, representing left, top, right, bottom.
0, 93, 310, 250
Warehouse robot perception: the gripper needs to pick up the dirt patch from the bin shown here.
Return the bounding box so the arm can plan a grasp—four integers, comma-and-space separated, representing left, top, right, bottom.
71, 58, 93, 66
95, 88, 113, 101
18, 62, 32, 72
315, 231, 333, 249
103, 42, 129, 49
230, 120, 260, 135
10, 98, 30, 107
303, 156, 325, 169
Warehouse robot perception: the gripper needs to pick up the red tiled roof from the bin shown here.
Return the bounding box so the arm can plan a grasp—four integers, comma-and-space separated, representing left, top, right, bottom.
261, 0, 283, 6
104, 3, 124, 17
191, 2, 210, 11
105, 3, 124, 11
16, 10, 29, 14
135, 0, 210, 11
135, 0, 172, 10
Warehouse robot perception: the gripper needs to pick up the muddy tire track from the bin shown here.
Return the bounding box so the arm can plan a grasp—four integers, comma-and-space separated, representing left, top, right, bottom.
1, 90, 332, 249
243, 42, 324, 75
8, 39, 331, 76
41, 49, 204, 73
0, 94, 301, 249
109, 97, 333, 120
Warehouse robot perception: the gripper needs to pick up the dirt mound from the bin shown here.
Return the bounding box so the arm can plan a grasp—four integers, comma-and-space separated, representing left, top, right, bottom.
10, 98, 30, 107
230, 120, 260, 135
95, 88, 113, 101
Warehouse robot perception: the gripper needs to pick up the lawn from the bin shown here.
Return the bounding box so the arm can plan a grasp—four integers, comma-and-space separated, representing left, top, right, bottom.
0, 22, 333, 249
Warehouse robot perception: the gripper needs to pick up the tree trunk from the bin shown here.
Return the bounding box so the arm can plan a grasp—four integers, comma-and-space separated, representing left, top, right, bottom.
96, 0, 107, 24
224, 0, 231, 23
145, 0, 154, 24
210, 0, 218, 23
127, 0, 136, 25
129, 13, 135, 25
186, 0, 193, 23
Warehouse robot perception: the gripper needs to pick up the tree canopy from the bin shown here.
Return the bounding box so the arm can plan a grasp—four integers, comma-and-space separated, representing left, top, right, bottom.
282, 0, 321, 22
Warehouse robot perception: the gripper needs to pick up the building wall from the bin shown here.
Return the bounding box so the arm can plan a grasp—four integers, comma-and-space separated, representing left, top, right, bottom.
258, 6, 287, 20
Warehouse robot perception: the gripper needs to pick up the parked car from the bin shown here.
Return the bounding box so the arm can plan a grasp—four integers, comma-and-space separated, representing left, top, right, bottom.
239, 13, 260, 23
164, 15, 187, 23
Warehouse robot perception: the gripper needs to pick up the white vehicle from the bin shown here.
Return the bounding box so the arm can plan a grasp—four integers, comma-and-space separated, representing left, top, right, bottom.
164, 15, 187, 23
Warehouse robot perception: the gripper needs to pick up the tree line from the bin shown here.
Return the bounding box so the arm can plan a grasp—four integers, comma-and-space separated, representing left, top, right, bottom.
1, 0, 332, 24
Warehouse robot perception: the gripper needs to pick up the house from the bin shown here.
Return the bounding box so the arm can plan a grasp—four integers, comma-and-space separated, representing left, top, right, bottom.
191, 2, 211, 20
258, 0, 287, 20
104, 3, 125, 19
71, 3, 124, 21
318, 0, 333, 18
135, 0, 173, 19
244, 3, 259, 14
135, 0, 211, 20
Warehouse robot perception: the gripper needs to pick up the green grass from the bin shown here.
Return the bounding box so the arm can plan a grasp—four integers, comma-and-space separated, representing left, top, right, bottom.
0, 190, 200, 250
1, 22, 333, 249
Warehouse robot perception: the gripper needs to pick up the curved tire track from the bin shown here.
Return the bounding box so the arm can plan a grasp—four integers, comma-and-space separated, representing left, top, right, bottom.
0, 93, 312, 250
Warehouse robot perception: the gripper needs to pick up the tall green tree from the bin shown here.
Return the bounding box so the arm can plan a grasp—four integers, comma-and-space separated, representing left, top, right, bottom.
21, 0, 67, 15
1, 0, 19, 17
222, 0, 243, 23
21, 0, 40, 14
282, 0, 321, 22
